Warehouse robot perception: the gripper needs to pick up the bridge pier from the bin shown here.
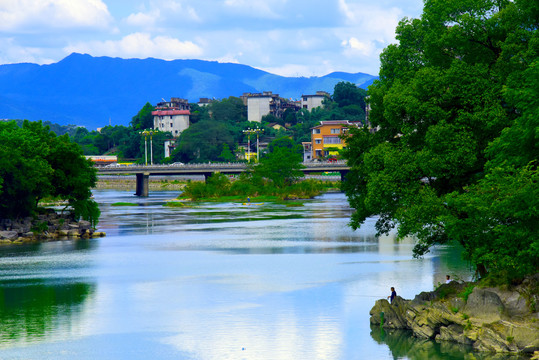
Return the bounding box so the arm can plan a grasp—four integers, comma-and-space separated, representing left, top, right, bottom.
339, 169, 349, 182
135, 172, 150, 197
201, 172, 213, 183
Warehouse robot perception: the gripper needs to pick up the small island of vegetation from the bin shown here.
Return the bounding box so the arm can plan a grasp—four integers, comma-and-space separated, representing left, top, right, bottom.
174, 137, 339, 204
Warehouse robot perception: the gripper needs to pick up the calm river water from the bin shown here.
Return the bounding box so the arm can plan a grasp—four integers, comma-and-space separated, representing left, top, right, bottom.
0, 190, 504, 360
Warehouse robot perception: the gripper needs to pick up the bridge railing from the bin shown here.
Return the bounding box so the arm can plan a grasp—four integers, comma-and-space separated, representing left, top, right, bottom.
97, 160, 349, 172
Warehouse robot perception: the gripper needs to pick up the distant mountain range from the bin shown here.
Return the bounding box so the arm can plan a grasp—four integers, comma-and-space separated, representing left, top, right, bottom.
0, 53, 378, 129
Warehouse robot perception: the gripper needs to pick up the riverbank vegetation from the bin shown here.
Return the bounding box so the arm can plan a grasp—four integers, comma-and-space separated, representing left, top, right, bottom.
343, 0, 538, 283
0, 120, 100, 226
179, 141, 338, 202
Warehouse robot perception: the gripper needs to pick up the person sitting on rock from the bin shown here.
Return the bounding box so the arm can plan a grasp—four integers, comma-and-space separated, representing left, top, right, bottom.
446, 275, 452, 284
387, 287, 396, 304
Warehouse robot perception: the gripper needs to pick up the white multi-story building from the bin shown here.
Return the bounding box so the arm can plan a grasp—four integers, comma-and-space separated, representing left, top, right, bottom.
152, 97, 190, 137
243, 91, 283, 122
301, 91, 330, 111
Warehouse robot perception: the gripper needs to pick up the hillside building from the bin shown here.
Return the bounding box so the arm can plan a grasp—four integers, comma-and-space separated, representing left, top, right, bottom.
242, 91, 307, 122
301, 91, 330, 111
152, 97, 190, 137
309, 120, 359, 160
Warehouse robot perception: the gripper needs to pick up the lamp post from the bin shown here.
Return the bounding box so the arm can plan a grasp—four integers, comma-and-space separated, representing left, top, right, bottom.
141, 129, 158, 165
242, 128, 263, 163
141, 130, 149, 165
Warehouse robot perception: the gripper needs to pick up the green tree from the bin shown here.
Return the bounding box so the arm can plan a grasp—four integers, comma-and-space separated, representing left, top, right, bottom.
219, 143, 235, 162
0, 121, 100, 224
343, 0, 538, 280
130, 102, 155, 130
254, 145, 305, 188
267, 136, 302, 154
209, 96, 246, 123
173, 120, 234, 163
332, 81, 367, 109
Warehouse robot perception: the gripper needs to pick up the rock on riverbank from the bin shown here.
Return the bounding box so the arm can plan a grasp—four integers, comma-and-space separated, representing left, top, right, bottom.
370, 277, 539, 357
0, 209, 105, 244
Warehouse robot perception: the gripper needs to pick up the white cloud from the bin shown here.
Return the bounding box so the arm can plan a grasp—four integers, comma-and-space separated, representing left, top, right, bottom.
0, 0, 113, 32
0, 38, 55, 65
125, 9, 160, 28
63, 32, 203, 59
341, 37, 375, 56
337, 1, 403, 42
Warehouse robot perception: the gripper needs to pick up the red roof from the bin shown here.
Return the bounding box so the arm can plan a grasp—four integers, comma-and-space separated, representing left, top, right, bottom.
152, 110, 190, 116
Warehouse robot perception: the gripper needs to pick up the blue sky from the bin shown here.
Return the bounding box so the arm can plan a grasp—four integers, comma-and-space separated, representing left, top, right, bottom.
0, 0, 423, 77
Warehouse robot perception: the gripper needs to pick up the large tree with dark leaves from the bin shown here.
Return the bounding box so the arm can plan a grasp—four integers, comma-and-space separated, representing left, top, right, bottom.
0, 121, 100, 225
343, 0, 538, 280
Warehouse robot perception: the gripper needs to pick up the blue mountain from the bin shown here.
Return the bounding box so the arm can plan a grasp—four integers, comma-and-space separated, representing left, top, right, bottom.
0, 53, 377, 129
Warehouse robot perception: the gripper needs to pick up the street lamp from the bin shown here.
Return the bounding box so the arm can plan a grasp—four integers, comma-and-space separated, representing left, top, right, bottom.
141, 129, 158, 165
242, 128, 264, 163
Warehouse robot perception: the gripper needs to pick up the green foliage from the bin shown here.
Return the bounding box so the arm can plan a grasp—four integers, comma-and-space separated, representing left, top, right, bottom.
459, 284, 476, 303
333, 81, 367, 112
343, 0, 539, 280
219, 143, 235, 162
0, 120, 100, 224
31, 221, 49, 235
209, 96, 246, 123
173, 120, 235, 163
111, 202, 138, 206
254, 144, 305, 188
180, 172, 329, 202
130, 102, 155, 130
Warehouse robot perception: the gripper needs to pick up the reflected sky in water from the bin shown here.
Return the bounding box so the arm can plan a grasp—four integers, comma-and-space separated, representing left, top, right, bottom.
0, 190, 477, 360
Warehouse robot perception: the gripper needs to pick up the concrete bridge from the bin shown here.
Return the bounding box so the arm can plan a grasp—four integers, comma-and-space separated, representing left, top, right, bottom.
97, 161, 350, 196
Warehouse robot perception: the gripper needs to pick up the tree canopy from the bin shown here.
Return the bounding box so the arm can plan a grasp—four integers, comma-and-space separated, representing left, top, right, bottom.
172, 120, 235, 163
254, 138, 305, 187
343, 0, 538, 280
0, 121, 100, 225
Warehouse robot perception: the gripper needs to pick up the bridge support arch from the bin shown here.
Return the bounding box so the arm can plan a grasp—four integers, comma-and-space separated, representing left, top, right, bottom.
135, 172, 150, 197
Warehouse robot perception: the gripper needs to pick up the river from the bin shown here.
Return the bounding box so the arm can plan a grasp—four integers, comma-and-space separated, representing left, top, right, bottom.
0, 190, 493, 360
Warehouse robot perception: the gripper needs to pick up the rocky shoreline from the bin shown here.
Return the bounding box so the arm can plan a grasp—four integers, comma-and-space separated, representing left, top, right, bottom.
0, 209, 105, 245
370, 277, 539, 358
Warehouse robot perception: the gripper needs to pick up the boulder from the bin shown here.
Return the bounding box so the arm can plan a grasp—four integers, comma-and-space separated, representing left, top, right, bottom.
436, 324, 473, 345
463, 288, 505, 322
0, 231, 18, 240
369, 297, 409, 329
78, 220, 92, 230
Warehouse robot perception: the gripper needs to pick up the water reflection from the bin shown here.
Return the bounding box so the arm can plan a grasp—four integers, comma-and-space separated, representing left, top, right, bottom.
0, 281, 95, 345
370, 325, 529, 360
0, 191, 478, 359
0, 240, 97, 348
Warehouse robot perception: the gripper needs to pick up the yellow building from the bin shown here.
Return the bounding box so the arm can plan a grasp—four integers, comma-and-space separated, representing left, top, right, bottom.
310, 120, 358, 159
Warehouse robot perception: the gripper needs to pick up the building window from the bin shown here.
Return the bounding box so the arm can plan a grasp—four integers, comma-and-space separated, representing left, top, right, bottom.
315, 139, 322, 144
330, 128, 340, 134
161, 123, 164, 128
315, 150, 322, 157
303, 97, 308, 101
313, 129, 320, 134
324, 137, 341, 144
170, 115, 173, 119
170, 123, 173, 127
